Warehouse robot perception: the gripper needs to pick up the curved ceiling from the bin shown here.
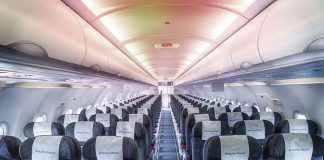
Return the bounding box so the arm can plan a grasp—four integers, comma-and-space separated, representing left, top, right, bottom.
63, 0, 273, 81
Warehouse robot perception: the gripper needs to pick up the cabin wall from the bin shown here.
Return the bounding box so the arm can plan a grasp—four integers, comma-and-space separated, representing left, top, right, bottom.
175, 83, 324, 136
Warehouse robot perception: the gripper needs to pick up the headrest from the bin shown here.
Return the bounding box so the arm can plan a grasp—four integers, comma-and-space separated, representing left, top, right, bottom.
0, 136, 21, 159
233, 106, 258, 116
192, 121, 230, 140
251, 112, 283, 125
187, 114, 211, 128
136, 108, 149, 115
80, 108, 103, 119
23, 122, 64, 138
89, 114, 119, 128
218, 112, 249, 127
208, 107, 227, 119
65, 121, 105, 145
275, 119, 318, 134
82, 136, 138, 160
234, 120, 274, 140
57, 114, 87, 128
225, 104, 237, 112
19, 136, 81, 160
123, 114, 150, 127
108, 122, 146, 140
96, 107, 111, 114
182, 107, 200, 118
203, 135, 262, 160
111, 108, 127, 119
264, 133, 324, 159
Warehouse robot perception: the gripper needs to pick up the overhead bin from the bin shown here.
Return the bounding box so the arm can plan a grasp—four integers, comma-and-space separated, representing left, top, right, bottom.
0, 0, 155, 84
0, 0, 85, 65
258, 0, 324, 61
176, 0, 324, 85
175, 36, 236, 85
230, 7, 272, 69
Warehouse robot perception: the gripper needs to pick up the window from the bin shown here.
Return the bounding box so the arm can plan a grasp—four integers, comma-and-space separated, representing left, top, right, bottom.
34, 114, 47, 122
0, 122, 8, 135
294, 111, 307, 119
86, 105, 92, 110
65, 109, 73, 114
265, 107, 273, 112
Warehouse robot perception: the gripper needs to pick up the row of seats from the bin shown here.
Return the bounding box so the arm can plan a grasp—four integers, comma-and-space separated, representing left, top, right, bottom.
171, 94, 324, 160
0, 95, 162, 160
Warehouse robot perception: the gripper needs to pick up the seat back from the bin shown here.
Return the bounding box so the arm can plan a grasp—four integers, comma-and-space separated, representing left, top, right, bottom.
275, 119, 318, 134
0, 136, 21, 159
80, 108, 103, 120
110, 108, 128, 120
234, 120, 275, 145
57, 114, 87, 128
218, 112, 249, 132
19, 136, 81, 160
203, 135, 262, 160
108, 122, 147, 160
123, 113, 152, 151
251, 112, 283, 125
180, 107, 200, 139
264, 133, 324, 160
96, 106, 111, 114
23, 122, 64, 138
89, 114, 119, 135
208, 107, 227, 120
233, 106, 259, 117
65, 121, 105, 146
185, 113, 213, 158
192, 121, 229, 160
82, 136, 138, 160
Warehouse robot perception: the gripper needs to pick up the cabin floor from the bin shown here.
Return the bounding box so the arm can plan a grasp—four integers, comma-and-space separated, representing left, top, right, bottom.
156, 109, 180, 160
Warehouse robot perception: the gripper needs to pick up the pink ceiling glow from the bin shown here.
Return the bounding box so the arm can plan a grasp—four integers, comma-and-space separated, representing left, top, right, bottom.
63, 0, 273, 81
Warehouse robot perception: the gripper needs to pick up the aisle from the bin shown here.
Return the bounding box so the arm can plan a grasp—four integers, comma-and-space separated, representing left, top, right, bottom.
156, 110, 180, 160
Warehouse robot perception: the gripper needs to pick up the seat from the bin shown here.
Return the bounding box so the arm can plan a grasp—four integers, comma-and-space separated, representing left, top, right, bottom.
110, 108, 128, 120
233, 106, 259, 117
123, 113, 152, 151
19, 136, 81, 160
275, 119, 318, 134
96, 106, 111, 114
263, 133, 324, 160
208, 107, 227, 120
185, 113, 214, 158
82, 136, 138, 160
57, 114, 87, 128
233, 120, 275, 145
203, 135, 262, 160
251, 112, 283, 125
192, 121, 230, 160
23, 122, 64, 138
108, 122, 147, 160
0, 136, 21, 159
180, 107, 200, 138
218, 112, 249, 132
80, 108, 104, 120
89, 113, 119, 135
65, 121, 105, 146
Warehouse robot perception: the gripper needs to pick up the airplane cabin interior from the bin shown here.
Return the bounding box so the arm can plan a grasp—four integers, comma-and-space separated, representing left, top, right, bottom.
0, 0, 324, 160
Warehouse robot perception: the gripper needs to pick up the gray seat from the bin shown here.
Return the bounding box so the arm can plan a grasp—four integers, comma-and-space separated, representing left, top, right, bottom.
82, 136, 138, 160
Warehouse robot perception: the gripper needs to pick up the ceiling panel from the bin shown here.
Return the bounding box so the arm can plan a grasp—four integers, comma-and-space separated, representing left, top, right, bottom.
64, 0, 274, 81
